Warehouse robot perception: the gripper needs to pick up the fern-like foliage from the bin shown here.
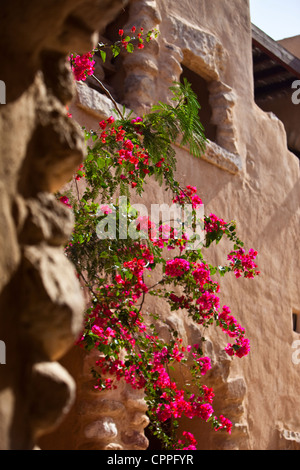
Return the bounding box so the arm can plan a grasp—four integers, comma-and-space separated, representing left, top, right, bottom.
147, 78, 207, 159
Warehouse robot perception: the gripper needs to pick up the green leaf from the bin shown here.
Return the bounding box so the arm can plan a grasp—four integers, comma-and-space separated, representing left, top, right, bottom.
100, 50, 106, 63
126, 43, 134, 53
96, 157, 106, 169
111, 45, 120, 58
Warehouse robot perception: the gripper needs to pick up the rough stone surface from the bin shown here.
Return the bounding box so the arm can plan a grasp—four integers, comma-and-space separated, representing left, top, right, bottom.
39, 348, 149, 450
28, 361, 77, 440
0, 0, 128, 451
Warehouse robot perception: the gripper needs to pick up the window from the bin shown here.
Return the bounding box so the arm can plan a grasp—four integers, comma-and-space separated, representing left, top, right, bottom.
180, 64, 217, 143
178, 62, 241, 173
292, 312, 300, 333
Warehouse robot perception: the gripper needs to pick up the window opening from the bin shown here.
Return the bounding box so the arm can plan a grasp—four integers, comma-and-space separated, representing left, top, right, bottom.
180, 64, 217, 143
292, 312, 300, 333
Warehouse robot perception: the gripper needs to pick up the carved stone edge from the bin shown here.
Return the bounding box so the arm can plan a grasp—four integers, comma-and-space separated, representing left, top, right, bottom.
176, 138, 242, 175
160, 13, 242, 172
75, 82, 123, 120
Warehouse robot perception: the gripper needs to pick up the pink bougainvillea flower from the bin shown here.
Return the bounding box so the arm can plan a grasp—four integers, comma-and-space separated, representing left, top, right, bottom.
59, 196, 72, 208
165, 258, 190, 277
70, 52, 95, 81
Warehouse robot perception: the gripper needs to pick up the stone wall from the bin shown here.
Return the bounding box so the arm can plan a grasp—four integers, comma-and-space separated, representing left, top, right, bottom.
0, 0, 128, 450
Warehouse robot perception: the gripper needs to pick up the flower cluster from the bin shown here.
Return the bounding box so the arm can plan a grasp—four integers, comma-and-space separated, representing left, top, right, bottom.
228, 247, 260, 279
64, 170, 258, 447
216, 415, 233, 434
119, 25, 146, 50
94, 116, 171, 190
192, 261, 213, 288
69, 52, 95, 81
173, 185, 203, 208
218, 305, 250, 358
131, 116, 143, 134
66, 105, 72, 118
75, 163, 85, 180
165, 258, 190, 277
225, 336, 250, 359
62, 34, 261, 450
177, 431, 198, 450
70, 26, 158, 83
59, 195, 72, 208
204, 213, 227, 233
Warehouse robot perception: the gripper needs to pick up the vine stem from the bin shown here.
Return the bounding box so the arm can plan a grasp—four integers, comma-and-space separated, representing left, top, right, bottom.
78, 271, 99, 303
74, 177, 82, 207
91, 74, 124, 120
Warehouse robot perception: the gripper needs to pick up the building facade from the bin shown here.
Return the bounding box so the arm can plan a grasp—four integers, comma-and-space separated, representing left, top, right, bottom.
0, 0, 299, 451
38, 0, 300, 451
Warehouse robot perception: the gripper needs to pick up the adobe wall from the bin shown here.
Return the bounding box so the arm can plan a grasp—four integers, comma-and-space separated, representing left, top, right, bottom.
38, 0, 300, 450
154, 0, 300, 450
279, 35, 300, 59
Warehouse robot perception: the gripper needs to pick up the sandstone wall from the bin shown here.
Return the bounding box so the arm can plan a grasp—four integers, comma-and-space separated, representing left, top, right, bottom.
36, 0, 300, 450
0, 0, 128, 450
153, 0, 300, 450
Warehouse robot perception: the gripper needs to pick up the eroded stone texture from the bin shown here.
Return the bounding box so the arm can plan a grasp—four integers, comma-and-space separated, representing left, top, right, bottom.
28, 361, 77, 440
122, 0, 162, 113
74, 350, 149, 451
0, 0, 128, 450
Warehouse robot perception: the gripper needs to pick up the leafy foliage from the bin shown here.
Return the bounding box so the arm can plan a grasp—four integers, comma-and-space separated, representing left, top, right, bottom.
61, 31, 260, 450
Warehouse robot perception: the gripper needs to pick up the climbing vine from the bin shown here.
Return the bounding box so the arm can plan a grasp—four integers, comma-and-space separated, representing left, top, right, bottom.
60, 26, 260, 450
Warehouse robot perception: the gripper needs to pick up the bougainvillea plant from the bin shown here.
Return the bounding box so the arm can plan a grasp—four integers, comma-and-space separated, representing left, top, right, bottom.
61, 26, 260, 450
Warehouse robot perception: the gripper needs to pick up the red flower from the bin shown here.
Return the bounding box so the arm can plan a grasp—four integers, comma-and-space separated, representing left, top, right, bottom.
59, 196, 72, 208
